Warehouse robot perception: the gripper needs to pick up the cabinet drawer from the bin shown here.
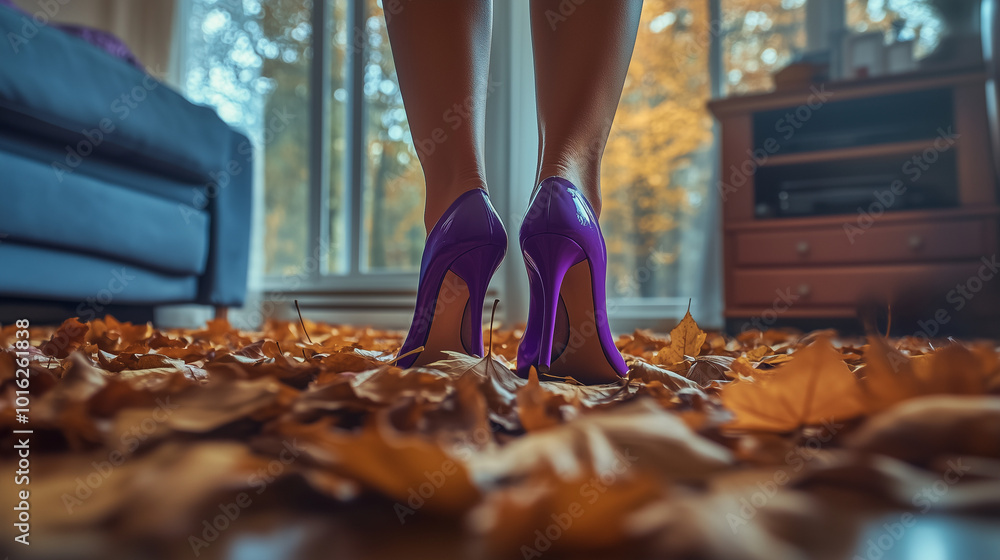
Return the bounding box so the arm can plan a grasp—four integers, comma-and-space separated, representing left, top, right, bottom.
731, 263, 989, 307
735, 219, 991, 266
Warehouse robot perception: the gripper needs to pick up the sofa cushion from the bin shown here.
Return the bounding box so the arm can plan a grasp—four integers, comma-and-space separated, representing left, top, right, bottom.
0, 242, 199, 305
0, 150, 210, 276
0, 130, 211, 206
0, 4, 234, 183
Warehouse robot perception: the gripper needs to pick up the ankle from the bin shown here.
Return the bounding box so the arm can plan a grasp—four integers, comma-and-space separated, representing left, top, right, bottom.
536, 161, 602, 217
423, 173, 489, 232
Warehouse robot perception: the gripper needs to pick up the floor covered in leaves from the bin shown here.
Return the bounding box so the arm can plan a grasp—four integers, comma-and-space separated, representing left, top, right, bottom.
2, 314, 1000, 560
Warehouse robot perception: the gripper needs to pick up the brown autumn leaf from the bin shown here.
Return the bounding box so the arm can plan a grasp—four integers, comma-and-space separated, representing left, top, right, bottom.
860, 338, 998, 414
39, 317, 90, 358
844, 395, 1000, 465
791, 451, 1000, 514
27, 441, 279, 537
727, 356, 757, 379
857, 335, 924, 413
10, 313, 1000, 560
618, 328, 671, 357
719, 336, 866, 432
103, 352, 180, 373
470, 472, 666, 556
628, 359, 702, 391
350, 365, 453, 405
19, 353, 110, 448
655, 309, 707, 366
628, 487, 835, 560
273, 413, 481, 515
431, 350, 525, 430
470, 399, 733, 485
107, 376, 288, 452
517, 366, 562, 431
744, 345, 771, 362
912, 343, 996, 395
687, 355, 736, 386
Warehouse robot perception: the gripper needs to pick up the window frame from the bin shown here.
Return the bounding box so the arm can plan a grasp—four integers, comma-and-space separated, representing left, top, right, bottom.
255, 0, 417, 295
253, 0, 779, 330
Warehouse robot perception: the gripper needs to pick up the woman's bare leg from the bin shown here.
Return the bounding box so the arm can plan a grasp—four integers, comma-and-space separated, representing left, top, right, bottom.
384, 0, 493, 231
526, 0, 642, 383
529, 0, 643, 216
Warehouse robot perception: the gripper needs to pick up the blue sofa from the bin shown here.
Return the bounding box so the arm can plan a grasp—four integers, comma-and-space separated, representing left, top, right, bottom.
0, 5, 251, 320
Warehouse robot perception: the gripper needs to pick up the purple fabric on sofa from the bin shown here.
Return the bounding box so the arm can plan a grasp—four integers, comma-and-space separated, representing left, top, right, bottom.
50, 24, 144, 69
0, 0, 143, 69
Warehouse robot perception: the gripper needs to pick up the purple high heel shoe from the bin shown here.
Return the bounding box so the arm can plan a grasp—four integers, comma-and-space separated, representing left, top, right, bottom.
516, 177, 628, 382
396, 188, 507, 368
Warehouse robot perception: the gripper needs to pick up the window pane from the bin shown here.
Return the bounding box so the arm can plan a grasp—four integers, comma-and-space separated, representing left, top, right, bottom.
360, 0, 425, 273
722, 0, 807, 95
602, 0, 716, 299
328, 0, 349, 273
183, 0, 349, 277
846, 0, 943, 59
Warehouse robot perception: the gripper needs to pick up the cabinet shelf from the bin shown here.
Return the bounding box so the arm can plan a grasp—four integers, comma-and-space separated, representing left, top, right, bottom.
759, 139, 939, 168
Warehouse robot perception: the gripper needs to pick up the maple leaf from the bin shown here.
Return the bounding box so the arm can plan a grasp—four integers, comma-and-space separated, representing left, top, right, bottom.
719, 336, 866, 432
656, 308, 707, 366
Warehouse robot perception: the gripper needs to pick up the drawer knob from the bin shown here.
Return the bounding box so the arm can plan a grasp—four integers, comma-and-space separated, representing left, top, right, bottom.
798, 283, 811, 297
796, 241, 810, 255
909, 235, 924, 250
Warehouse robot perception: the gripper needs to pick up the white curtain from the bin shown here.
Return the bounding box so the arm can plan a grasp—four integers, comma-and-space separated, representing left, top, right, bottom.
13, 0, 177, 80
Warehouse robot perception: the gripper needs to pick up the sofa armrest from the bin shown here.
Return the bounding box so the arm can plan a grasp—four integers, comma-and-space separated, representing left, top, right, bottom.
196, 130, 253, 307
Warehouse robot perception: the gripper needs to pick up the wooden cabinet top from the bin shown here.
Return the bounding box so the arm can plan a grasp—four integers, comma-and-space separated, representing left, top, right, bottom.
708, 66, 987, 119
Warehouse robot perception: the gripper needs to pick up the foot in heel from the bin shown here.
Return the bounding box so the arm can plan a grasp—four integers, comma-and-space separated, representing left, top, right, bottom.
517, 177, 628, 383
396, 189, 507, 368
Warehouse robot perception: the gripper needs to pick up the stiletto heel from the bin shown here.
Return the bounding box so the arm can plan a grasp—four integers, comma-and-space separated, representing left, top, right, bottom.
396, 189, 507, 368
520, 233, 585, 372
517, 177, 628, 382
448, 243, 506, 357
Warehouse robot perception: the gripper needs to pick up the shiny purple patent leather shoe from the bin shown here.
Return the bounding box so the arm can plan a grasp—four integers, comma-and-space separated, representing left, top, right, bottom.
396, 188, 507, 368
516, 177, 628, 383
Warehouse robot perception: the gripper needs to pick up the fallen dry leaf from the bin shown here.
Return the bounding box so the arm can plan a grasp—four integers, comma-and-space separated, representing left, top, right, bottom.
844, 395, 1000, 465
272, 412, 481, 515
469, 399, 734, 485
655, 308, 708, 366
5, 313, 1000, 560
720, 336, 866, 432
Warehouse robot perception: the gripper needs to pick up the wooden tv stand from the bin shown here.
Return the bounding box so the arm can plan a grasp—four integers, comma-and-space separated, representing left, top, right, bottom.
708, 68, 1000, 332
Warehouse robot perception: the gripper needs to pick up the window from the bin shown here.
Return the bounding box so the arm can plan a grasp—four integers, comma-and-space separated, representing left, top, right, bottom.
602, 1, 717, 301
180, 0, 325, 277
722, 0, 807, 95
846, 0, 943, 58
179, 0, 421, 284
359, 0, 424, 272
176, 0, 944, 325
